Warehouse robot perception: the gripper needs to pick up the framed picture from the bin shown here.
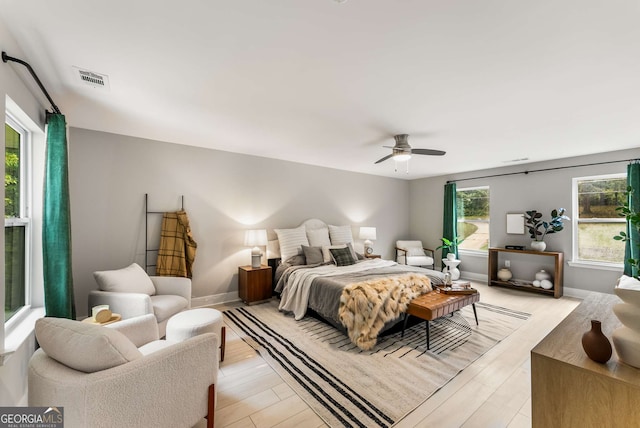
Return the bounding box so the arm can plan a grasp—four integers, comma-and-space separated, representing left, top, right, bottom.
506, 213, 525, 234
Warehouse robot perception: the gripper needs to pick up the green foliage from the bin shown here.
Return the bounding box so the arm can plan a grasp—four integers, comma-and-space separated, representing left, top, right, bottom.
456, 188, 489, 219
436, 236, 464, 252
5, 151, 19, 217
613, 186, 640, 278
524, 208, 570, 241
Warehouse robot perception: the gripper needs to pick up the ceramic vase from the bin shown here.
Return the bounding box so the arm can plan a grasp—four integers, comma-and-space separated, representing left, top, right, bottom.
530, 241, 546, 252
497, 268, 513, 281
535, 270, 551, 281
612, 275, 640, 368
581, 319, 612, 363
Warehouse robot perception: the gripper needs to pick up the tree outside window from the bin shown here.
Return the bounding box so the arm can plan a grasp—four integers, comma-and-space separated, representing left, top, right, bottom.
574, 175, 626, 264
456, 187, 490, 251
5, 120, 27, 321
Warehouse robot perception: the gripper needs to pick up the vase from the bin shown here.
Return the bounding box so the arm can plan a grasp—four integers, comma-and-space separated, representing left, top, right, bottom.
446, 253, 456, 261
497, 268, 512, 281
581, 319, 612, 363
535, 270, 551, 281
530, 241, 546, 252
612, 275, 640, 368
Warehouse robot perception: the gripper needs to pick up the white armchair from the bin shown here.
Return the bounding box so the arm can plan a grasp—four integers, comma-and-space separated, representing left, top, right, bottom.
29, 314, 218, 428
396, 240, 435, 269
88, 263, 191, 337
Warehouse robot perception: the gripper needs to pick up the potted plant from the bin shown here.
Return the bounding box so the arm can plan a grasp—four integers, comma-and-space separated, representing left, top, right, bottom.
524, 208, 570, 251
613, 186, 640, 278
436, 236, 464, 260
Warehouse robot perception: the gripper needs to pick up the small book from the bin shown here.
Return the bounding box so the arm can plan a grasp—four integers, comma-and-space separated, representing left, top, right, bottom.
451, 280, 471, 289
439, 287, 478, 295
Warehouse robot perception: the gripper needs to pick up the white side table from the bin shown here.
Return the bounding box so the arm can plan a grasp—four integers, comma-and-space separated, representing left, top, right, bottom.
442, 258, 461, 280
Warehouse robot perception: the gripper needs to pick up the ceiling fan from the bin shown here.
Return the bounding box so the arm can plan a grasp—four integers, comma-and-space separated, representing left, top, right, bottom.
374, 134, 446, 166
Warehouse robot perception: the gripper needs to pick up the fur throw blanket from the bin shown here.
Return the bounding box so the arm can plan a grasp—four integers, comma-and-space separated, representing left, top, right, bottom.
338, 273, 432, 351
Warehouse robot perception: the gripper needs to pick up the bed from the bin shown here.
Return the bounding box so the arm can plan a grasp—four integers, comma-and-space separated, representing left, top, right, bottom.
269, 219, 445, 349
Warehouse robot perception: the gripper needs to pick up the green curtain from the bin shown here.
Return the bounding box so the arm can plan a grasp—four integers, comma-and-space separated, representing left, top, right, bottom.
442, 182, 458, 264
43, 114, 76, 319
625, 162, 640, 278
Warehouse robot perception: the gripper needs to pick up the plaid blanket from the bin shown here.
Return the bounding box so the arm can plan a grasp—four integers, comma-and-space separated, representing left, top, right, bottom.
156, 210, 197, 278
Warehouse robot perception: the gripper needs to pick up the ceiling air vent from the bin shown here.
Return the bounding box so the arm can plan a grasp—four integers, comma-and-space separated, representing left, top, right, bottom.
73, 66, 110, 91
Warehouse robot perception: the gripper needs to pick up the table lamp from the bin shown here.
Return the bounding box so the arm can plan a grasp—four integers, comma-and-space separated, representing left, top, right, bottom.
359, 226, 377, 255
244, 229, 268, 268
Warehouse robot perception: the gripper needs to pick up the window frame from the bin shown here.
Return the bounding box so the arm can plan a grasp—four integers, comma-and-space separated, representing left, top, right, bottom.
4, 113, 33, 330
570, 172, 626, 270
456, 185, 490, 254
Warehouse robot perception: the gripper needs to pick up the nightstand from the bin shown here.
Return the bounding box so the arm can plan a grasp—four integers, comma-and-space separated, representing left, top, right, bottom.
365, 254, 381, 259
238, 265, 273, 304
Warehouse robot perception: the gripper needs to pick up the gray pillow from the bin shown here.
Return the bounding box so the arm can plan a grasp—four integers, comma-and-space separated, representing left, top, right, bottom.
285, 254, 307, 266
302, 245, 324, 265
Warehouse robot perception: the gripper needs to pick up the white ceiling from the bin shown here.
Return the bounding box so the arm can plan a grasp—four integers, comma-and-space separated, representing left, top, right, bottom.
1, 0, 639, 179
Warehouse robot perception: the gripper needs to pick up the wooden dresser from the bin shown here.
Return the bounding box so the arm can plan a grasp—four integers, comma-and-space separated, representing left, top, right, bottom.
531, 292, 640, 427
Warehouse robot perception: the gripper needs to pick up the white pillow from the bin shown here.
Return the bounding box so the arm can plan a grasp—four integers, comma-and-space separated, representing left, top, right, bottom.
35, 317, 142, 373
407, 248, 426, 257
93, 263, 156, 295
328, 224, 354, 245
275, 226, 309, 262
307, 228, 331, 247
322, 244, 347, 263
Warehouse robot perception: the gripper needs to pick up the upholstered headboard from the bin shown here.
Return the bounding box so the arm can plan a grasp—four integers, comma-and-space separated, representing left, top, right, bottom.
267, 218, 329, 260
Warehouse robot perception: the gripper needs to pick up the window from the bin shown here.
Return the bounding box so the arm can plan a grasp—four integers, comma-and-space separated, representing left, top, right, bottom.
456, 186, 490, 251
5, 115, 31, 323
573, 174, 626, 264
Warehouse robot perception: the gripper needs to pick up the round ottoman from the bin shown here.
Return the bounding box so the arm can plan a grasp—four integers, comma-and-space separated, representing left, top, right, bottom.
166, 308, 226, 361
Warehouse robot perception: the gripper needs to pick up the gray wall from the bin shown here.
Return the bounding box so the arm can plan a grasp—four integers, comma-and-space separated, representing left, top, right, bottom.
69, 128, 411, 316
409, 147, 640, 294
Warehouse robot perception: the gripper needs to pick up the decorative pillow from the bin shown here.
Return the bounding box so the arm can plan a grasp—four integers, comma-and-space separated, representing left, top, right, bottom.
302, 245, 324, 265
328, 225, 354, 245
322, 244, 347, 263
306, 228, 331, 247
329, 247, 357, 267
285, 254, 307, 266
35, 317, 142, 373
93, 263, 156, 295
345, 242, 359, 261
407, 248, 426, 257
275, 226, 309, 262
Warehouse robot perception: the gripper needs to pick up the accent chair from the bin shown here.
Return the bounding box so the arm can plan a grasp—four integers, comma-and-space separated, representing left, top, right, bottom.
395, 240, 435, 270
88, 263, 191, 337
29, 314, 217, 428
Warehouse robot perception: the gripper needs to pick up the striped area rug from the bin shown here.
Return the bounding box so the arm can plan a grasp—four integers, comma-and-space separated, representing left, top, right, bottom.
225, 300, 530, 428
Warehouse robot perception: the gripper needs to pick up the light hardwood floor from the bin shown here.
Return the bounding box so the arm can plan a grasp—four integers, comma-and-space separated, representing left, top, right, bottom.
211, 281, 581, 428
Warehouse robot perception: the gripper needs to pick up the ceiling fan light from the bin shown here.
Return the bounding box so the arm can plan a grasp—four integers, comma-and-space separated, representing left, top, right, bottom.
393, 153, 411, 162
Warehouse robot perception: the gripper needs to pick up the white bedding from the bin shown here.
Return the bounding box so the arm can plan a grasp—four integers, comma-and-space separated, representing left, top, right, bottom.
278, 259, 398, 320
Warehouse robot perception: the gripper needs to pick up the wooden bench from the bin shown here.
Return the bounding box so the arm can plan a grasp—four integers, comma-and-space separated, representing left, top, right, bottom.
402, 289, 480, 350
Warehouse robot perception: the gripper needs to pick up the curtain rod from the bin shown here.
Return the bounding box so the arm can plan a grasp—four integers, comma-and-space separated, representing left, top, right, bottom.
2, 51, 62, 115
446, 158, 640, 184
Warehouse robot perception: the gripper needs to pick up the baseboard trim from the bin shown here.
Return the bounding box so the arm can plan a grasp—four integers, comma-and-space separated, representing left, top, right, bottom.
460, 271, 487, 283
191, 292, 240, 308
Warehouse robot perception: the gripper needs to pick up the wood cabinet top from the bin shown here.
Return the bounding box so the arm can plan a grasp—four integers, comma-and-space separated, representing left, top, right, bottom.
489, 247, 563, 256
531, 292, 640, 386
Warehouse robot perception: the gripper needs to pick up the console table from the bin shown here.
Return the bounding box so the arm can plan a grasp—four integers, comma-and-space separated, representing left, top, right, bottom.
531, 292, 640, 427
488, 247, 563, 298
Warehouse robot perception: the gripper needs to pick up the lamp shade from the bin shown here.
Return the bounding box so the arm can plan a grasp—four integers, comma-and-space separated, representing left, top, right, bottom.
359, 227, 377, 241
244, 229, 268, 247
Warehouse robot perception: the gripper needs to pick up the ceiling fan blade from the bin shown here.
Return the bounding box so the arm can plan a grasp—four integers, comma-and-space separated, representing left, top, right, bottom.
412, 148, 446, 156
374, 154, 393, 164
